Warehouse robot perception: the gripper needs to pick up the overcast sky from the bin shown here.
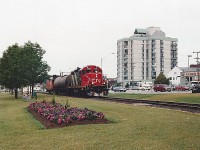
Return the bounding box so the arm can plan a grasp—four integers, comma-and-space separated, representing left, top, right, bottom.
0, 0, 200, 77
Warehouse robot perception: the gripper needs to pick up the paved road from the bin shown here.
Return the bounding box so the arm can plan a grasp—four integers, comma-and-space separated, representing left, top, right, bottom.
109, 89, 192, 94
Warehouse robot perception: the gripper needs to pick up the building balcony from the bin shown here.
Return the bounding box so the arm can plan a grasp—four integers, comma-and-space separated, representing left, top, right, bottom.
124, 46, 128, 49
171, 57, 177, 59
171, 48, 177, 51
152, 41, 156, 45
171, 52, 178, 55
152, 63, 156, 66
171, 42, 177, 46
123, 55, 128, 58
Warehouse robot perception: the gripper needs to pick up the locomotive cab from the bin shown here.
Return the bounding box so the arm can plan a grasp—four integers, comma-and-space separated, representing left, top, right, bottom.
80, 65, 107, 95
81, 66, 104, 86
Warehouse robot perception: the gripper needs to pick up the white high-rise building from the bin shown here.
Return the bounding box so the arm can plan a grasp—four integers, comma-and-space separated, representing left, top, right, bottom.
117, 27, 178, 86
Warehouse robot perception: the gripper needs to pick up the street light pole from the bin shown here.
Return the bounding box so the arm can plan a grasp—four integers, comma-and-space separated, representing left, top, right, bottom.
193, 51, 200, 85
188, 55, 192, 85
101, 53, 115, 70
101, 53, 115, 89
101, 57, 102, 69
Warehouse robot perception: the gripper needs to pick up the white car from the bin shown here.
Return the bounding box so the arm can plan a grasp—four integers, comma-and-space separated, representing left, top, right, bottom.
112, 87, 126, 92
136, 86, 151, 90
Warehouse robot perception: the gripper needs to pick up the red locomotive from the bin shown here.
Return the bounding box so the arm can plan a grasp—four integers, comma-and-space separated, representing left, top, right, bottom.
46, 65, 108, 96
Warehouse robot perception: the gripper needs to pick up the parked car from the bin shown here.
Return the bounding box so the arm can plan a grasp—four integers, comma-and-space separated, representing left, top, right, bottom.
175, 85, 190, 91
153, 84, 171, 92
136, 86, 151, 90
192, 85, 200, 93
112, 87, 126, 92
170, 85, 176, 91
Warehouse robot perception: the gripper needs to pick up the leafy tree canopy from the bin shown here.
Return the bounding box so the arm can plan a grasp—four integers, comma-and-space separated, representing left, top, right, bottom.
125, 83, 129, 88
0, 44, 25, 89
21, 41, 50, 85
154, 72, 169, 85
0, 41, 50, 98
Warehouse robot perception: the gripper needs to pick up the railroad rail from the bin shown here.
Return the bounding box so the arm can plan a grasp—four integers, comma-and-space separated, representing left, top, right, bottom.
91, 96, 200, 113
41, 92, 200, 113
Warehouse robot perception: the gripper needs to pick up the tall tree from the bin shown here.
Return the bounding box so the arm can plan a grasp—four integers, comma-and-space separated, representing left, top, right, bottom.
0, 44, 26, 98
21, 41, 50, 97
154, 72, 170, 85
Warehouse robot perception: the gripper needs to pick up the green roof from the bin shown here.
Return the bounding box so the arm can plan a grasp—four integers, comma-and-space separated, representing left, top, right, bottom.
134, 28, 147, 34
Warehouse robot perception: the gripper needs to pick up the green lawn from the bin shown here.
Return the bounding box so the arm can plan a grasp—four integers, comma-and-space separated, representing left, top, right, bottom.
0, 93, 200, 150
108, 93, 200, 104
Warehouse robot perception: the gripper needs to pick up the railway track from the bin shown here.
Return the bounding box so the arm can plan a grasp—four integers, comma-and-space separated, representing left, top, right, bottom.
40, 92, 200, 113
91, 96, 200, 113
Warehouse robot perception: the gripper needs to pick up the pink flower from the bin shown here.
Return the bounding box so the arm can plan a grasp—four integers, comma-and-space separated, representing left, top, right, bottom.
58, 117, 62, 124
50, 116, 54, 121
65, 117, 72, 123
37, 107, 43, 113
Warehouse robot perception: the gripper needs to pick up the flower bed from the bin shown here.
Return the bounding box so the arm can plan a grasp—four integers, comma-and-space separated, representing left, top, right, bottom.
27, 101, 109, 129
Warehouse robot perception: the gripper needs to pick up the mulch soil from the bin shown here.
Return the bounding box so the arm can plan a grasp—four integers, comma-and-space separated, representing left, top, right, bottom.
27, 107, 110, 129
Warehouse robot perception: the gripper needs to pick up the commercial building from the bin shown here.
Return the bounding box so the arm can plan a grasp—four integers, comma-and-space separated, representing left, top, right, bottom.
180, 64, 200, 85
117, 26, 178, 86
167, 66, 196, 85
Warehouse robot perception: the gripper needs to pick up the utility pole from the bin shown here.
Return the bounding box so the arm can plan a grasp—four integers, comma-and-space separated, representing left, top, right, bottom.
193, 51, 200, 85
188, 55, 192, 85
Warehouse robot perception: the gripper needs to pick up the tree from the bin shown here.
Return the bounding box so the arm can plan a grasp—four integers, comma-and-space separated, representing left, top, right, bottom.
0, 41, 50, 99
125, 83, 129, 88
21, 41, 50, 97
154, 72, 169, 85
0, 44, 27, 98
115, 83, 122, 87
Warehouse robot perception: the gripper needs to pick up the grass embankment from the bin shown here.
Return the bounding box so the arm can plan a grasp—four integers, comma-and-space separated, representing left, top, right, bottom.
0, 93, 200, 150
109, 93, 200, 104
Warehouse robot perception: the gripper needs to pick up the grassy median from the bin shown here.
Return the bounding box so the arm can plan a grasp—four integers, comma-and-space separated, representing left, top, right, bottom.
108, 93, 200, 104
0, 93, 200, 150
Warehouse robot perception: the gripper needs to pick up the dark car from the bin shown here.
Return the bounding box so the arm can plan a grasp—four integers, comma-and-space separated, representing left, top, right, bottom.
192, 85, 200, 93
153, 84, 171, 92
175, 85, 190, 91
